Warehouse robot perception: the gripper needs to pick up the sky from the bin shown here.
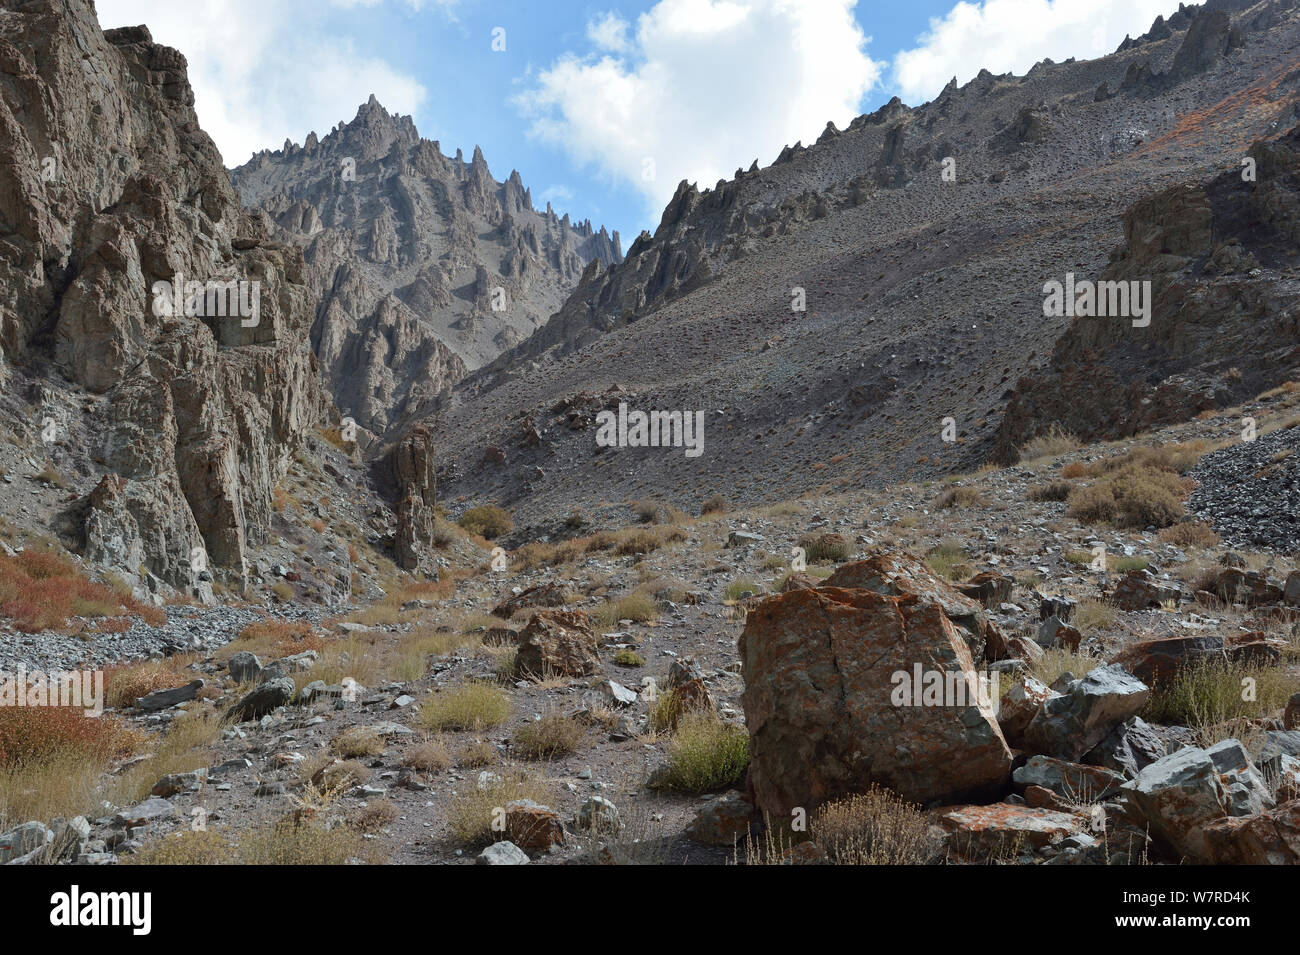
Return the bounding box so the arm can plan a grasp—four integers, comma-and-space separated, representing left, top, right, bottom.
96, 0, 1186, 242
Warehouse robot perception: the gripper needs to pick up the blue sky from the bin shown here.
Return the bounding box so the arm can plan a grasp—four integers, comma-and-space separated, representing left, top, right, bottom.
97, 0, 1184, 243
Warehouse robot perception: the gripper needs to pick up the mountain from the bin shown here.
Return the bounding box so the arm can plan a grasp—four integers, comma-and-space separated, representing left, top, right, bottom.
427, 0, 1300, 531
0, 0, 326, 594
231, 100, 621, 438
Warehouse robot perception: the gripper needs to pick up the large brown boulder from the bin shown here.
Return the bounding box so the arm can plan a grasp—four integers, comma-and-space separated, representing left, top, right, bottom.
823, 553, 992, 660
514, 610, 599, 678
740, 585, 1012, 815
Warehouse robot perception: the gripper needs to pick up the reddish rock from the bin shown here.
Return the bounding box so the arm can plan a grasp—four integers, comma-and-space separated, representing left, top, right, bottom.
1202, 800, 1300, 865
1108, 635, 1226, 688
1285, 693, 1300, 731
823, 553, 993, 659
780, 572, 818, 592
492, 581, 571, 618
1111, 569, 1182, 611
740, 585, 1012, 815
938, 803, 1085, 856
504, 799, 564, 852
998, 673, 1057, 746
514, 610, 599, 678
958, 571, 1013, 609
686, 791, 755, 846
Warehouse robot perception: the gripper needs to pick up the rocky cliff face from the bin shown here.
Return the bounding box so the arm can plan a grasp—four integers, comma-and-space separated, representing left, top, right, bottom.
231, 100, 621, 437
993, 122, 1300, 462
429, 0, 1299, 525
0, 0, 326, 593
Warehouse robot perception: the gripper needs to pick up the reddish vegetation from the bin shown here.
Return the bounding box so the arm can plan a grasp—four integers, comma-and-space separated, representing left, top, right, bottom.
0, 706, 140, 768
237, 618, 326, 657
0, 550, 165, 633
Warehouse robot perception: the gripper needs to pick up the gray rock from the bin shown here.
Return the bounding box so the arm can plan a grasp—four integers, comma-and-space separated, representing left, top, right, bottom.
1084, 716, 1166, 777
261, 650, 318, 681
113, 798, 177, 828
135, 679, 205, 712
1206, 739, 1273, 817
1120, 741, 1261, 863
228, 677, 295, 721
1012, 755, 1125, 800
1024, 664, 1150, 760
574, 795, 622, 833
476, 841, 530, 865
0, 822, 50, 863
227, 651, 262, 684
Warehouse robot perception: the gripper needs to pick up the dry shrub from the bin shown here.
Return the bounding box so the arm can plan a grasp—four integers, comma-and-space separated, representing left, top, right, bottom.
934, 485, 988, 509
0, 550, 165, 632
420, 683, 511, 732
1060, 461, 1087, 479
1066, 459, 1190, 529
402, 736, 453, 773
812, 786, 938, 864
332, 725, 386, 758
1157, 521, 1221, 549
651, 714, 749, 794
512, 713, 586, 760
1019, 425, 1080, 462
1027, 480, 1073, 503
458, 505, 513, 539
0, 706, 140, 769
234, 618, 324, 658
700, 494, 727, 516
446, 769, 554, 847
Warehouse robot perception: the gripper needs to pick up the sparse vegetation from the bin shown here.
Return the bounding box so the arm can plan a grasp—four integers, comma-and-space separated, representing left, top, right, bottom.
651, 714, 749, 794
457, 504, 513, 539
420, 683, 512, 732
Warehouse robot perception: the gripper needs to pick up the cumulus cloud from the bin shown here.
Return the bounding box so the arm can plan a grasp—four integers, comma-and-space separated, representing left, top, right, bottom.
95, 0, 428, 166
892, 0, 1185, 104
516, 0, 882, 224
588, 11, 633, 52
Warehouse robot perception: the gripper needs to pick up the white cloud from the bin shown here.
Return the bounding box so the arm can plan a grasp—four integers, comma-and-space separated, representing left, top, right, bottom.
587, 11, 632, 52
892, 0, 1185, 104
539, 184, 575, 206
516, 0, 881, 224
95, 0, 428, 167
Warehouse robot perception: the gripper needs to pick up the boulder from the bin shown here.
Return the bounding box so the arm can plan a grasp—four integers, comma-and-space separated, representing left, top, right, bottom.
1111, 569, 1181, 611
938, 804, 1085, 857
686, 791, 756, 846
958, 571, 1013, 609
1083, 716, 1166, 777
823, 553, 993, 659
135, 679, 204, 712
1120, 740, 1269, 862
504, 799, 565, 852
226, 651, 262, 684
997, 673, 1058, 746
514, 610, 599, 678
492, 581, 570, 618
1023, 665, 1150, 760
477, 841, 529, 865
227, 677, 295, 722
1013, 755, 1126, 802
740, 585, 1012, 814
1201, 800, 1300, 864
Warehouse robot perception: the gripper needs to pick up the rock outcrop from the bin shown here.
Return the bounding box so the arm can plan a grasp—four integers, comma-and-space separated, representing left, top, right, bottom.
740, 582, 1012, 814
993, 123, 1300, 462
232, 99, 619, 435
0, 1, 326, 592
